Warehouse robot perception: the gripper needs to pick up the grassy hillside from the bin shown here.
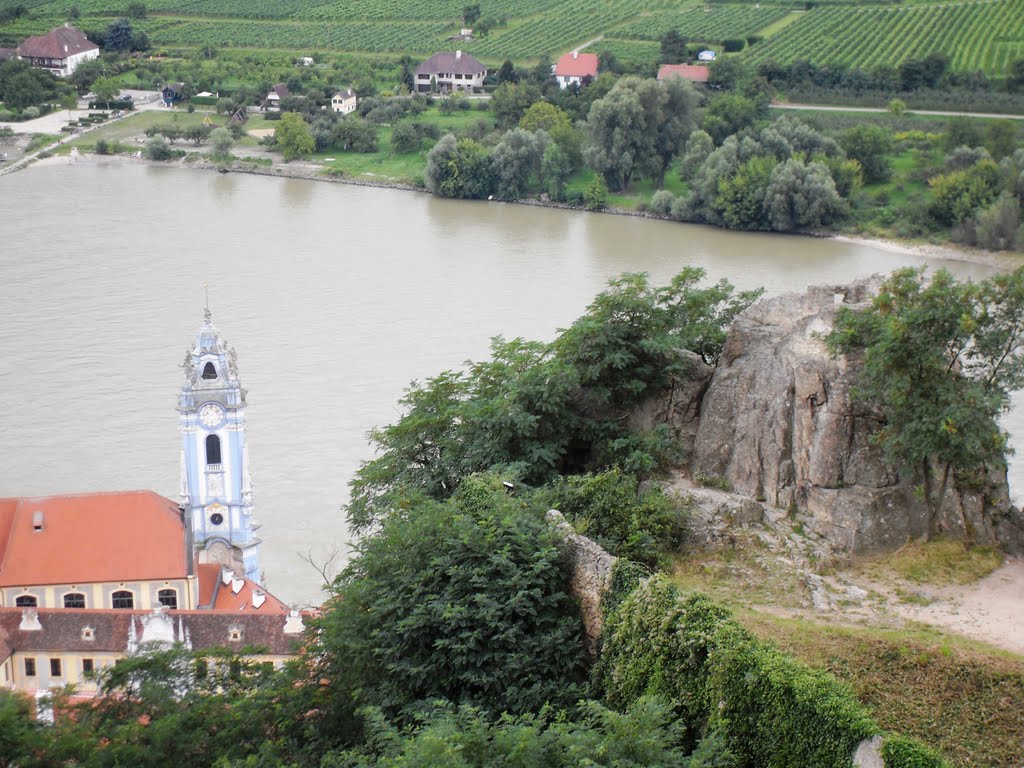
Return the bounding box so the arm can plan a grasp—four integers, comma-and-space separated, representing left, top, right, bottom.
2, 0, 1022, 76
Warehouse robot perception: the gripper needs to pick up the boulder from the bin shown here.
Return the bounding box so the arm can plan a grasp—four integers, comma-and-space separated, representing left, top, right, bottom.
689, 280, 1024, 556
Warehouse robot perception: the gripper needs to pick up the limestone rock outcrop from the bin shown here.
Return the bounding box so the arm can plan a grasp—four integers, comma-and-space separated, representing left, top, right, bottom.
686, 280, 1024, 556
546, 509, 616, 656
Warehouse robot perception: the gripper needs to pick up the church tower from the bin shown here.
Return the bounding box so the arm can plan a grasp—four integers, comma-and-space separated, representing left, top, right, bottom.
178, 308, 261, 583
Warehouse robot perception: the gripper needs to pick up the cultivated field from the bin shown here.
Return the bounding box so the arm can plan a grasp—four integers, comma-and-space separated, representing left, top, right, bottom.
2, 0, 1022, 75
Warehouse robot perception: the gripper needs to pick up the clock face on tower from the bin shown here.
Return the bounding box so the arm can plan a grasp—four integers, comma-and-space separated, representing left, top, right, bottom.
199, 403, 224, 428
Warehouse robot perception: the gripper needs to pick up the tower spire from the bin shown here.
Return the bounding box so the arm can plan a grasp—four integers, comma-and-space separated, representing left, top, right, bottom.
203, 281, 211, 322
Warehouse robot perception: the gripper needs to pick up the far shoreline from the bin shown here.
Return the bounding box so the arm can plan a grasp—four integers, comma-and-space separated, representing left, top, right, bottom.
26, 150, 1024, 270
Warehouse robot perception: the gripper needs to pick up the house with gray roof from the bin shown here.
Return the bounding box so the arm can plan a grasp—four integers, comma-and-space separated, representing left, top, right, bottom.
414, 50, 487, 93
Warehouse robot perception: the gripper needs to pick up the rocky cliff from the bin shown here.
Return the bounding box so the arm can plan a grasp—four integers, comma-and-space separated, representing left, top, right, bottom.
655, 279, 1024, 556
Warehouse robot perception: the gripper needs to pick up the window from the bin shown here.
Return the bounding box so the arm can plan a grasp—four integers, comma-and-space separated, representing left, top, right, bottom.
64, 592, 86, 608
82, 659, 94, 675
206, 434, 221, 466
157, 589, 178, 610
202, 362, 217, 379
111, 590, 134, 609
15, 596, 37, 607
24, 658, 36, 677
50, 658, 62, 677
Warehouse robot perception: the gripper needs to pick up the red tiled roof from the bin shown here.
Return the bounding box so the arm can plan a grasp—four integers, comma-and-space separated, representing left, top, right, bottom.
554, 52, 598, 78
657, 63, 710, 83
196, 564, 290, 613
16, 25, 97, 60
0, 492, 188, 587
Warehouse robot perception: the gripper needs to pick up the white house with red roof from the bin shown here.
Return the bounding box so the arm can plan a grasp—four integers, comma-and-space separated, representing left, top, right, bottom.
15, 24, 98, 77
553, 50, 598, 89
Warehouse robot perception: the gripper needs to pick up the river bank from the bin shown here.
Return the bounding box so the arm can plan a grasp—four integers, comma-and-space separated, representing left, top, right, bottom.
27, 148, 1023, 269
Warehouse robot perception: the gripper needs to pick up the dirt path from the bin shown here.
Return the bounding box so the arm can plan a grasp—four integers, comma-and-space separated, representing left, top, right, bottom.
885, 559, 1024, 654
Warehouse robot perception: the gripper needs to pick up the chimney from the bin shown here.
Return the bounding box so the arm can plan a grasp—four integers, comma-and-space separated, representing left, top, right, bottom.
32, 511, 44, 532
573, 50, 578, 59
456, 50, 462, 59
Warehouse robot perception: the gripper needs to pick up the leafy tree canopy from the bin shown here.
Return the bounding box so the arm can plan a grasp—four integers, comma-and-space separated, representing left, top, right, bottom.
347, 269, 760, 532
316, 476, 587, 722
827, 267, 1024, 536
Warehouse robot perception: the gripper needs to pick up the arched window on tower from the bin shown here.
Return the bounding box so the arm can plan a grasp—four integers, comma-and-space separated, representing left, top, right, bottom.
202, 362, 217, 379
206, 434, 221, 466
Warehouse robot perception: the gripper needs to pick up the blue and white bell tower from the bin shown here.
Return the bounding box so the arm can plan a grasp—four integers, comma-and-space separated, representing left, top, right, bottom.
178, 308, 261, 583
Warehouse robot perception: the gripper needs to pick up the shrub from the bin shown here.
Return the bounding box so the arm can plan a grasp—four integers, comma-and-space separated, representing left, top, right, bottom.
22, 106, 40, 119
594, 577, 882, 764
650, 189, 676, 216
722, 38, 745, 53
144, 134, 172, 160
882, 736, 953, 768
94, 139, 110, 155
585, 175, 608, 211
545, 469, 686, 565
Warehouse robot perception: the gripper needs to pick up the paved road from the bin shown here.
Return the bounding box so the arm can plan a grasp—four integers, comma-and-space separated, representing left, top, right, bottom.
0, 92, 165, 177
772, 102, 1024, 120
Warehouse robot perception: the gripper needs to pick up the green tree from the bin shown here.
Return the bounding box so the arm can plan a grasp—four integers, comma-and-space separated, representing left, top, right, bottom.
210, 126, 234, 156
126, 1, 146, 18
2, 70, 46, 110
928, 159, 1001, 225
102, 18, 134, 51
985, 120, 1019, 160
827, 267, 1024, 539
701, 92, 759, 145
660, 29, 688, 65
492, 127, 544, 200
680, 129, 714, 181
491, 81, 540, 128
519, 100, 571, 133
462, 3, 481, 26
90, 76, 120, 106
424, 134, 495, 199
67, 57, 102, 93
714, 154, 777, 230
763, 158, 845, 232
0, 690, 46, 768
497, 58, 518, 84
585, 75, 697, 190
541, 140, 572, 200
841, 124, 894, 184
60, 91, 77, 119
275, 111, 314, 161
318, 476, 586, 721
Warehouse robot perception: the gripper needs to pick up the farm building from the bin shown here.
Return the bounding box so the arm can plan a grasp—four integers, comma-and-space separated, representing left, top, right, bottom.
414, 50, 487, 93
697, 50, 717, 62
553, 51, 599, 89
161, 82, 185, 106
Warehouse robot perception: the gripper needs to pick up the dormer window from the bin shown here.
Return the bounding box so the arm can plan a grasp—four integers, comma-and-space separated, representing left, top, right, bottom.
81, 627, 95, 641
206, 434, 221, 465
228, 628, 242, 642
202, 362, 217, 379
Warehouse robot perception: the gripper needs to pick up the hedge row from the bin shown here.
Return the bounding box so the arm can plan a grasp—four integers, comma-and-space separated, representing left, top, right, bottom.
592, 574, 951, 768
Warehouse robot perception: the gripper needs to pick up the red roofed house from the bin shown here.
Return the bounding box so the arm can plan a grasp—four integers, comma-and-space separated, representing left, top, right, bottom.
0, 310, 304, 702
657, 63, 710, 85
553, 50, 598, 89
15, 24, 98, 77
414, 50, 486, 93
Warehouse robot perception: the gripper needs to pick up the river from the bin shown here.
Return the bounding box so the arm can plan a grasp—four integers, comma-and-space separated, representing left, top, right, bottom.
0, 160, 1013, 606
